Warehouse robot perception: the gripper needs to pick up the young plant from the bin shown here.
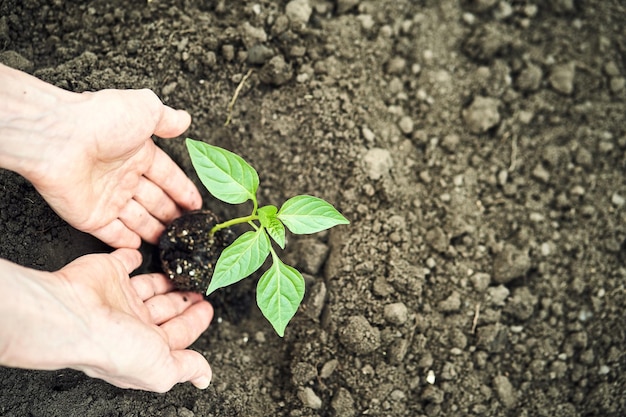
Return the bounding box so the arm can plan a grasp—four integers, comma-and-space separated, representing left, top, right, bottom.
185, 138, 349, 336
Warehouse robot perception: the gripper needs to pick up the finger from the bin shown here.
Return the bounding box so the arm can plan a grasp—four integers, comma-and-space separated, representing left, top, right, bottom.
170, 349, 213, 390
153, 106, 192, 139
130, 273, 176, 301
92, 219, 142, 249
109, 248, 143, 273
144, 292, 206, 325
160, 300, 213, 350
118, 199, 166, 245
129, 89, 190, 139
144, 146, 203, 211
134, 176, 182, 224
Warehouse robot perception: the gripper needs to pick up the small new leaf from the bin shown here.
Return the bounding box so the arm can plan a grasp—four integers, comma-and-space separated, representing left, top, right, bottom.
278, 195, 349, 234
258, 205, 286, 248
257, 205, 278, 225
186, 138, 259, 205
207, 230, 270, 295
257, 257, 305, 337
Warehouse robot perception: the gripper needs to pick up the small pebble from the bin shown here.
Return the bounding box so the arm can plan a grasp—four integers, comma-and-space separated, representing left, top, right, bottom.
298, 387, 322, 409
356, 14, 375, 31
441, 134, 460, 151
462, 12, 476, 25
523, 4, 538, 16
504, 287, 538, 321
240, 21, 267, 48
285, 0, 312, 24
426, 369, 436, 384
492, 244, 531, 284
384, 302, 409, 325
470, 272, 491, 292
247, 44, 274, 65
571, 185, 585, 196
338, 316, 381, 355
362, 148, 393, 180
388, 338, 409, 364
493, 375, 517, 408
494, 1, 513, 20
604, 61, 621, 76
398, 116, 414, 135
610, 77, 625, 93
222, 44, 235, 61
611, 193, 625, 207
488, 285, 510, 306
298, 239, 329, 275
549, 62, 576, 95
254, 331, 266, 343
421, 385, 444, 404
529, 212, 545, 222
303, 280, 327, 320
516, 64, 543, 92
462, 96, 501, 133
425, 226, 448, 253
390, 389, 406, 401
362, 126, 376, 142
259, 55, 293, 86
331, 388, 355, 417
320, 359, 338, 378
438, 291, 461, 313
386, 56, 407, 74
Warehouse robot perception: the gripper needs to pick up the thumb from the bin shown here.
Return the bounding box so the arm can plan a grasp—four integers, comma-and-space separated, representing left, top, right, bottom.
110, 248, 143, 274
154, 106, 192, 138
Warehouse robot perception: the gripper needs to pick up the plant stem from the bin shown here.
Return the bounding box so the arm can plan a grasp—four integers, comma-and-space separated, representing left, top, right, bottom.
210, 214, 258, 235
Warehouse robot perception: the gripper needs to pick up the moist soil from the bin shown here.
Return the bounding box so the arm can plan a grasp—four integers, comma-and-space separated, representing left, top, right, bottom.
1, 1, 625, 416
159, 209, 235, 293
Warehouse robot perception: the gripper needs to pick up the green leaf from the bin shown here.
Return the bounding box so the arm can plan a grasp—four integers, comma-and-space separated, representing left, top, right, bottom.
186, 138, 259, 205
277, 195, 349, 234
257, 257, 305, 337
207, 230, 270, 295
257, 205, 278, 225
258, 205, 286, 248
265, 220, 286, 249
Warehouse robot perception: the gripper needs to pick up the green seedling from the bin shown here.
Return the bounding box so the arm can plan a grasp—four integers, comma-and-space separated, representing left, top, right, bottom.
186, 138, 349, 336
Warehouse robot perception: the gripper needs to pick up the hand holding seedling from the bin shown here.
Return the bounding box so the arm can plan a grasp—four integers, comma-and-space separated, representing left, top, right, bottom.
0, 64, 202, 248
0, 65, 213, 393
0, 249, 213, 392
185, 139, 349, 336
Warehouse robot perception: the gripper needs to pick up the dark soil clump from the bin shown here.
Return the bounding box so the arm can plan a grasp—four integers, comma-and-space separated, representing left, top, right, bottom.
159, 209, 234, 293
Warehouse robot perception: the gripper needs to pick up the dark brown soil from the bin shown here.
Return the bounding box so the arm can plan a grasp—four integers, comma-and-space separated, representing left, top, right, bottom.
159, 209, 235, 293
1, 0, 626, 416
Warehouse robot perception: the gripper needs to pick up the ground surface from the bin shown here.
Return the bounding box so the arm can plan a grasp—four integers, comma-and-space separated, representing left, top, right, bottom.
1, 0, 625, 416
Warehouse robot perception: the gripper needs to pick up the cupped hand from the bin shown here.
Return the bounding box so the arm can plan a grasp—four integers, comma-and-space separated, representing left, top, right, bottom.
1, 65, 203, 247
52, 249, 214, 392
39, 249, 213, 392
0, 249, 214, 392
30, 88, 202, 248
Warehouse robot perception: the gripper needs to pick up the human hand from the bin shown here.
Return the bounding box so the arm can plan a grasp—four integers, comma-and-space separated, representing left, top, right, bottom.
0, 249, 213, 392
0, 64, 202, 248
33, 89, 203, 248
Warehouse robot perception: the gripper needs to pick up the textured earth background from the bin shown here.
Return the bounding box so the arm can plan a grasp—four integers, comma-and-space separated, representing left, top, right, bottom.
1, 0, 625, 416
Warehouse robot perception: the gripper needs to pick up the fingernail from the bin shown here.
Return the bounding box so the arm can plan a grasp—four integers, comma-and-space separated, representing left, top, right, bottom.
191, 192, 203, 210
194, 376, 211, 390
